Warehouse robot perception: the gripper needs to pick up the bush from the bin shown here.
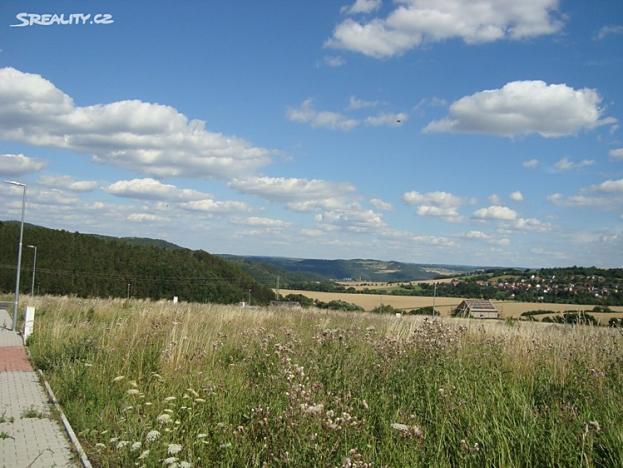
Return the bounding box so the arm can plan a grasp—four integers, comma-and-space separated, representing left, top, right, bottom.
315, 299, 363, 312
370, 304, 400, 314
408, 306, 439, 316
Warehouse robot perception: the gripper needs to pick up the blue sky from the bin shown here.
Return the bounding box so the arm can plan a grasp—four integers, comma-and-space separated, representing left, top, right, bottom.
1, 0, 622, 267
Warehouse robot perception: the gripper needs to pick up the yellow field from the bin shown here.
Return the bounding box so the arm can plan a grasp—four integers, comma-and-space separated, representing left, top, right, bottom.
279, 289, 623, 322
337, 277, 458, 291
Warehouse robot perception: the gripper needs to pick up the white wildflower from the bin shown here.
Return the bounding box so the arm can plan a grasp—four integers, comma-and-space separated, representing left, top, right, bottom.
109, 437, 119, 444
130, 441, 142, 451
162, 457, 178, 465
180, 462, 191, 468
116, 440, 129, 449
157, 414, 172, 424
138, 449, 150, 459
219, 442, 232, 449
95, 443, 106, 449
146, 430, 161, 442
167, 443, 183, 455
196, 433, 207, 439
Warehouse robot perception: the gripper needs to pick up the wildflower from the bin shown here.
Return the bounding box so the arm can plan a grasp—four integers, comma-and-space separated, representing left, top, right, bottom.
167, 444, 183, 455
303, 403, 324, 415
109, 437, 119, 444
131, 441, 142, 451
127, 389, 140, 396
162, 457, 178, 466
362, 400, 369, 410
95, 443, 106, 449
196, 433, 207, 439
157, 414, 173, 424
138, 449, 150, 460
116, 440, 129, 449
180, 462, 191, 468
219, 443, 232, 449
146, 430, 161, 442
164, 397, 176, 402
84, 363, 93, 367
112, 376, 125, 383
129, 380, 138, 388
587, 420, 601, 433
163, 409, 174, 414
391, 422, 423, 439
122, 406, 133, 412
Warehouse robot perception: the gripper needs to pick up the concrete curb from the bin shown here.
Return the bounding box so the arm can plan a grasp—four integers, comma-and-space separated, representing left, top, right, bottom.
37, 369, 93, 468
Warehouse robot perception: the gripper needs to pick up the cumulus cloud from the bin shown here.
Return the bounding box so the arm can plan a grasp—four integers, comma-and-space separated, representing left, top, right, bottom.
286, 99, 358, 131
315, 208, 385, 233
464, 230, 490, 239
235, 216, 291, 228
488, 194, 502, 204
403, 190, 463, 221
327, 0, 563, 58
0, 153, 45, 176
229, 176, 355, 203
591, 178, 623, 193
547, 192, 619, 209
0, 67, 271, 178
180, 199, 249, 214
523, 158, 540, 169
609, 148, 623, 160
512, 217, 551, 232
38, 175, 98, 192
509, 191, 524, 201
553, 157, 594, 172
365, 111, 408, 127
473, 205, 518, 221
595, 24, 623, 40
342, 0, 382, 15
106, 178, 206, 201
424, 81, 615, 138
370, 198, 392, 210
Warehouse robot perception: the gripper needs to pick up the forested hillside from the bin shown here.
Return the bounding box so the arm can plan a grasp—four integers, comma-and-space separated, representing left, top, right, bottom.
0, 221, 274, 304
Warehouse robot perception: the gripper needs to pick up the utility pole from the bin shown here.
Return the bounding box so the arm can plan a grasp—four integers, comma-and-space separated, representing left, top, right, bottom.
127, 283, 131, 299
27, 245, 37, 296
248, 289, 251, 305
4, 180, 26, 331
275, 275, 280, 301
432, 282, 437, 315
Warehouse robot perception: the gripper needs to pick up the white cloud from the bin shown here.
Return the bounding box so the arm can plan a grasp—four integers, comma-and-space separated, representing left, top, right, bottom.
591, 178, 623, 193
403, 190, 463, 222
512, 217, 551, 232
127, 213, 164, 222
509, 191, 524, 201
180, 199, 249, 214
365, 111, 408, 127
286, 99, 358, 131
347, 96, 379, 110
38, 175, 97, 192
464, 230, 490, 239
523, 158, 540, 169
370, 197, 392, 210
315, 208, 385, 233
553, 157, 594, 172
473, 205, 518, 221
107, 178, 206, 201
327, 0, 563, 58
595, 24, 623, 40
323, 55, 346, 67
236, 216, 290, 227
609, 148, 623, 160
0, 67, 270, 178
0, 153, 45, 176
229, 176, 355, 202
342, 0, 382, 15
547, 192, 619, 208
424, 81, 615, 138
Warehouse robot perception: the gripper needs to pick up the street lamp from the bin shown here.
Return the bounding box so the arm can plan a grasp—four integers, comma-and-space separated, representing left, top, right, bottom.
27, 245, 37, 297
3, 180, 26, 331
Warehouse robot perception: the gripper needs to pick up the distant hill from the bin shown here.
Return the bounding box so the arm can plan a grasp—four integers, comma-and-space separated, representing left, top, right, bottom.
0, 221, 273, 304
221, 256, 479, 283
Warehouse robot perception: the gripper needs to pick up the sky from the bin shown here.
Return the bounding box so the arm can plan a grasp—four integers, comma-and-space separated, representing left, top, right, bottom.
0, 0, 622, 268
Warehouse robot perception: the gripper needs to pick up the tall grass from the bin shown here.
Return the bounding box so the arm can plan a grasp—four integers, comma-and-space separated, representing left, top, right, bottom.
27, 296, 623, 467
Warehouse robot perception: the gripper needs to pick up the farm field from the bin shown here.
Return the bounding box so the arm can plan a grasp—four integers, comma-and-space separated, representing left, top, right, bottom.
279, 289, 623, 322
337, 277, 458, 291
24, 295, 623, 466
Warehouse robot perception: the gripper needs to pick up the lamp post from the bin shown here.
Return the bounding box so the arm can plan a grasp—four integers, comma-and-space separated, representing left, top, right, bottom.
4, 180, 26, 331
27, 245, 37, 296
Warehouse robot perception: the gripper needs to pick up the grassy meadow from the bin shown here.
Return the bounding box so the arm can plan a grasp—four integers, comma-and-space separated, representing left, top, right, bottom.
25, 296, 623, 467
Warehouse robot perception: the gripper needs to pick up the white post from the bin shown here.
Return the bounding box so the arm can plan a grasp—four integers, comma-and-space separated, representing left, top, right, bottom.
173, 296, 178, 304
23, 305, 35, 344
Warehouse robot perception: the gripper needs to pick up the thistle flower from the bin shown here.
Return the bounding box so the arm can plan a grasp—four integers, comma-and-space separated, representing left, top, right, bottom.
146, 430, 161, 442
167, 443, 183, 455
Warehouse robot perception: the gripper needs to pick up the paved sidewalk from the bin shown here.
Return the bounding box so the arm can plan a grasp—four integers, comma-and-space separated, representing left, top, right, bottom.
0, 309, 75, 467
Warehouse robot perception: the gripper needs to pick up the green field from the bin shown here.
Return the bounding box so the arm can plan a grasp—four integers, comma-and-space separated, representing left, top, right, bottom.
26, 296, 623, 467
